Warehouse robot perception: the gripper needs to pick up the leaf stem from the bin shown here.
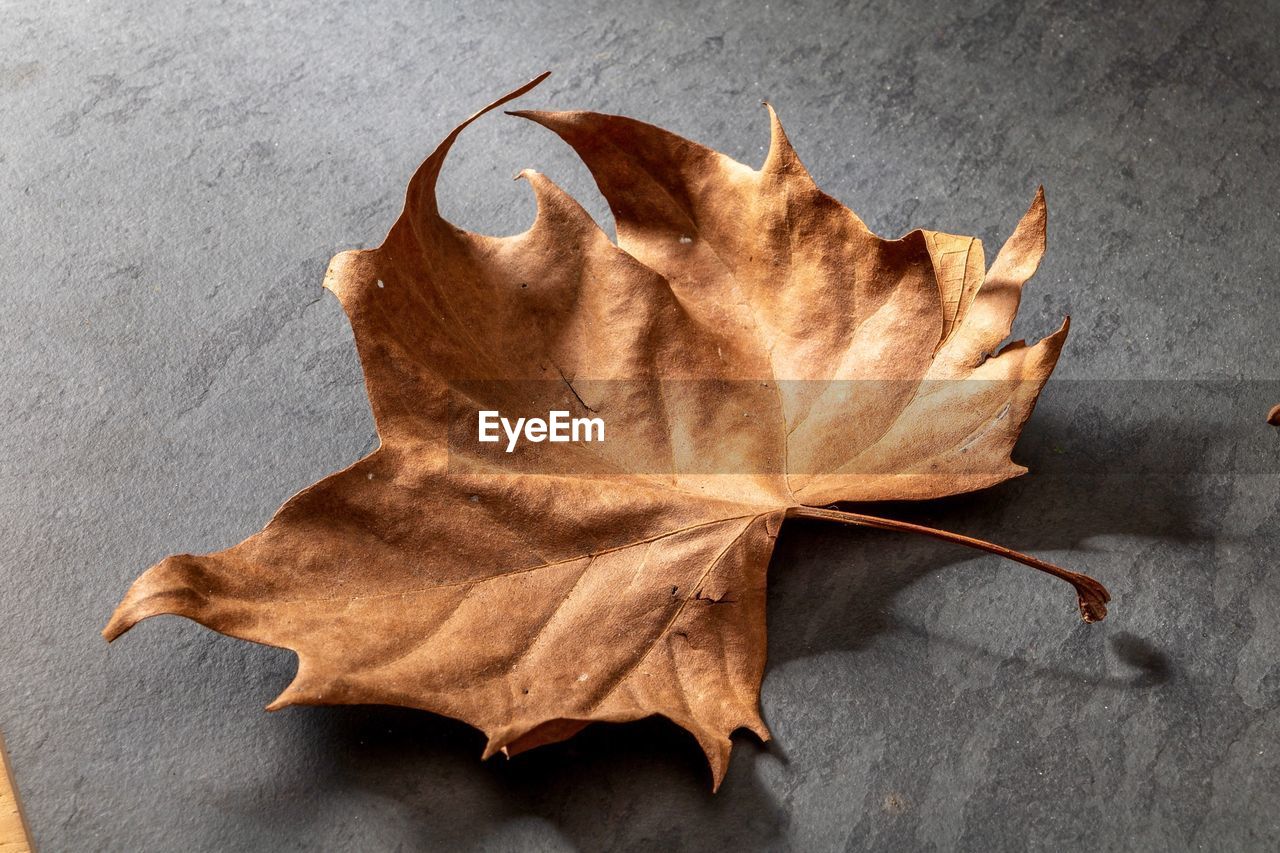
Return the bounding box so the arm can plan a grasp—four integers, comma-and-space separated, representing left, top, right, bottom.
785, 505, 1110, 622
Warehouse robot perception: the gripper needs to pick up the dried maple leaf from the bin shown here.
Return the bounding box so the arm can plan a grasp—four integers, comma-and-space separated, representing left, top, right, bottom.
105, 74, 1109, 788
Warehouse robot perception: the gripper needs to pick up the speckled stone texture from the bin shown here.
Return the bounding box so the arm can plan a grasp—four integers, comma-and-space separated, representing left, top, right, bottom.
3, 0, 1278, 849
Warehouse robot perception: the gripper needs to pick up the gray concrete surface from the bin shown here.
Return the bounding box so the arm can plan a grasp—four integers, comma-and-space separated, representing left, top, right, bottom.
3, 0, 1279, 849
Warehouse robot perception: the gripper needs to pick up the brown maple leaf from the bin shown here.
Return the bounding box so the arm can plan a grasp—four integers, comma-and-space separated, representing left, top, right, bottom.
105, 74, 1109, 789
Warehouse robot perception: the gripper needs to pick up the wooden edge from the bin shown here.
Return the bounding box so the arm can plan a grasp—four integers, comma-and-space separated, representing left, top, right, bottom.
0, 733, 34, 853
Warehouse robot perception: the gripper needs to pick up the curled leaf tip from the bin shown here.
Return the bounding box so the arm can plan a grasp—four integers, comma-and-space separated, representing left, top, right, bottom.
1267, 404, 1280, 426
101, 613, 131, 643
1077, 585, 1110, 623
1070, 570, 1111, 622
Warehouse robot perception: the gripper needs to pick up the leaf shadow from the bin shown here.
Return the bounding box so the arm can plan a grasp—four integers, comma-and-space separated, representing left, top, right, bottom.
208, 699, 788, 850
765, 411, 1204, 678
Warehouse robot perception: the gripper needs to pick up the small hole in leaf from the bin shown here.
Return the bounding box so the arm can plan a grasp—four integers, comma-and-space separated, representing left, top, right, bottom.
376, 279, 385, 289
678, 235, 693, 244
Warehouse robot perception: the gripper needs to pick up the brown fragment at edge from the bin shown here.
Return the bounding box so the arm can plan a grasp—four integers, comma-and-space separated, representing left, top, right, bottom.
1268, 404, 1280, 426
0, 733, 34, 853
